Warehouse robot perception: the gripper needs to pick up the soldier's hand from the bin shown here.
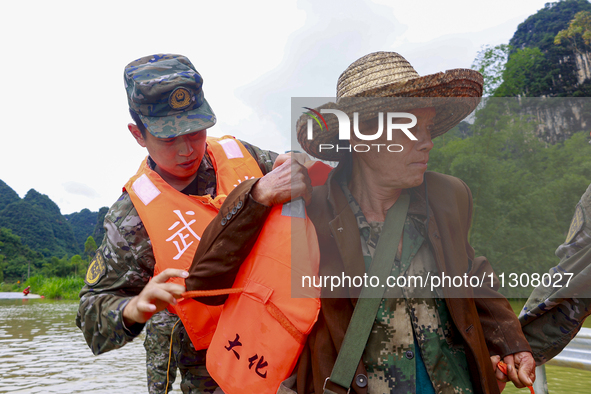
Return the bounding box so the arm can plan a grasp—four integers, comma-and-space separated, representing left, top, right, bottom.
495, 352, 535, 389
252, 157, 313, 206
122, 269, 187, 326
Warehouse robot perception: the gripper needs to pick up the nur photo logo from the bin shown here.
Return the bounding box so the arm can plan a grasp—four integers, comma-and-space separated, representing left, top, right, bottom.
302, 108, 418, 153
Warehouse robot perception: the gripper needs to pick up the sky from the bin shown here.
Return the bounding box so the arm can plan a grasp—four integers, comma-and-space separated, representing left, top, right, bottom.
0, 0, 553, 214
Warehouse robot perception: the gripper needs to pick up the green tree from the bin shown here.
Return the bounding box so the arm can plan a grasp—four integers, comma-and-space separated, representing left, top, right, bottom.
70, 254, 85, 278
43, 255, 71, 277
555, 10, 591, 54
0, 254, 5, 283
429, 98, 589, 296
494, 47, 547, 97
84, 236, 97, 259
0, 227, 44, 281
471, 44, 510, 96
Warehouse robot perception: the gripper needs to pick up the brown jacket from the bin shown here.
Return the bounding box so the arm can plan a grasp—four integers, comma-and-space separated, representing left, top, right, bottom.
185, 169, 531, 394
295, 165, 531, 394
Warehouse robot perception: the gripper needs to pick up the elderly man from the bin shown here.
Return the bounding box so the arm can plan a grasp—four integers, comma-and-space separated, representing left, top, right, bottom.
292, 52, 536, 394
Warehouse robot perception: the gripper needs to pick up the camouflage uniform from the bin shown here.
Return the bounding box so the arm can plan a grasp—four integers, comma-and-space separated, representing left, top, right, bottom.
145, 310, 180, 393
76, 145, 276, 394
519, 182, 591, 364
340, 179, 473, 394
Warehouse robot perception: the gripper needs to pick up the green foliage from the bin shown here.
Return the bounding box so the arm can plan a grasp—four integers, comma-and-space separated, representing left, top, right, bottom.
84, 236, 97, 259
70, 254, 88, 278
510, 0, 591, 52
0, 254, 5, 283
0, 227, 44, 281
23, 189, 79, 254
471, 44, 510, 96
0, 179, 20, 212
430, 99, 590, 297
92, 207, 108, 246
0, 227, 97, 281
501, 0, 591, 97
24, 275, 85, 299
555, 10, 591, 51
495, 47, 549, 97
65, 208, 100, 252
0, 179, 107, 258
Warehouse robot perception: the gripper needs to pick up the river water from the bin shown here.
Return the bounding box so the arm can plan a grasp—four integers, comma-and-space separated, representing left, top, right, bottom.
0, 298, 181, 393
1, 297, 591, 393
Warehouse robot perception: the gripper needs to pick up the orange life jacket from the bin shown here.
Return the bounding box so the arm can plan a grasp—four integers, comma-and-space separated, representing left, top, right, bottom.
125, 136, 264, 349
126, 136, 327, 392
203, 200, 321, 394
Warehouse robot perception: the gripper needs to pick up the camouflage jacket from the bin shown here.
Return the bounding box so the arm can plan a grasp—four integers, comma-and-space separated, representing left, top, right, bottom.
340, 180, 473, 394
519, 182, 591, 364
76, 141, 277, 355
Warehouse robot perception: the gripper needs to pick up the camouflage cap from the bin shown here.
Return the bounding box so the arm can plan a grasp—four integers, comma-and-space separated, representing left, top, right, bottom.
124, 54, 216, 138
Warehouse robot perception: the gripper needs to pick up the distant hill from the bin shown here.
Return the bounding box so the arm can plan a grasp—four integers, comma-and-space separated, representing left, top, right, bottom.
492, 0, 591, 144
497, 0, 591, 97
64, 208, 102, 254
0, 179, 20, 211
0, 180, 107, 257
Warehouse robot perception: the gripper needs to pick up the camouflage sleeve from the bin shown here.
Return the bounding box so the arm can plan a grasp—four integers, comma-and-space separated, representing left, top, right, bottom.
76, 192, 156, 355
519, 183, 591, 364
238, 140, 278, 174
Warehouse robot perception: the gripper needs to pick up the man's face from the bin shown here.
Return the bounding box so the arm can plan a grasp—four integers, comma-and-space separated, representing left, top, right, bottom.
352, 107, 435, 189
130, 125, 207, 188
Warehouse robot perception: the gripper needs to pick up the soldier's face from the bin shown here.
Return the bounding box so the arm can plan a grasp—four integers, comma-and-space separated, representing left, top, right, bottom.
130, 124, 207, 186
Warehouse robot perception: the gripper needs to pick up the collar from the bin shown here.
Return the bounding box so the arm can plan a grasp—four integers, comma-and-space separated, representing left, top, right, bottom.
147, 152, 217, 196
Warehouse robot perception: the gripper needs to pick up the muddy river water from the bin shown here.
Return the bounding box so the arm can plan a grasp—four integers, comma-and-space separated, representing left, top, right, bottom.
1, 298, 591, 393
0, 298, 181, 393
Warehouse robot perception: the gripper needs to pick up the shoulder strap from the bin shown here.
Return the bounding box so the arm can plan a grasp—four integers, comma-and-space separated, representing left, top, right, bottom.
324, 193, 410, 394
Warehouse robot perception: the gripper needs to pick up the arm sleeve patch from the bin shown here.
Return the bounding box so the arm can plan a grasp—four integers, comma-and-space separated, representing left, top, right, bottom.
565, 204, 585, 244
85, 250, 107, 286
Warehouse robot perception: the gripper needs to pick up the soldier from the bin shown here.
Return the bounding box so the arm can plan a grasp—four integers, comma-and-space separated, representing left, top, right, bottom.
519, 140, 591, 364
76, 53, 312, 393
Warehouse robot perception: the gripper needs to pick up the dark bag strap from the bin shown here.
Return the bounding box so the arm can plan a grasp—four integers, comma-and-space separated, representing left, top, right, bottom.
323, 194, 410, 394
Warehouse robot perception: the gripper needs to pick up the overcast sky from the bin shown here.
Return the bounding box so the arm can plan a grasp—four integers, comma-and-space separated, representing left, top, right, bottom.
0, 0, 552, 214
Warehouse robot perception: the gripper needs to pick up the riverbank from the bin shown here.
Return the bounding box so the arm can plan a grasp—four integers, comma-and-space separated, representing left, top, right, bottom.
0, 292, 42, 299
0, 275, 84, 300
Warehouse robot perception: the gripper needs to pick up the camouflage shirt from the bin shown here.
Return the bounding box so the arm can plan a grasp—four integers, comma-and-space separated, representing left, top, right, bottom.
520, 182, 591, 364
340, 180, 473, 394
76, 142, 276, 383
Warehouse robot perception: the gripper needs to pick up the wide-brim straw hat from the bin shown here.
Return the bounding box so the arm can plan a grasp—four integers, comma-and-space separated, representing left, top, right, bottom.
296, 52, 483, 161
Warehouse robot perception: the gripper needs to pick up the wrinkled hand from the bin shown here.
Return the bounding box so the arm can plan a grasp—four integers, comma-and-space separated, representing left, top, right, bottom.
272, 152, 312, 169
252, 157, 313, 206
490, 355, 506, 392
122, 269, 187, 326
494, 352, 535, 389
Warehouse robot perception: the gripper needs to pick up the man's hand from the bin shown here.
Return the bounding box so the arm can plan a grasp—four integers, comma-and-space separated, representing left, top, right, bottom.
251, 157, 313, 206
494, 352, 536, 389
272, 152, 312, 170
490, 355, 506, 392
122, 269, 188, 326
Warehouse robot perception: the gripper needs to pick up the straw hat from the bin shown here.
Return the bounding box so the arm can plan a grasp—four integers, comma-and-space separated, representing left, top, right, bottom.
296, 52, 483, 161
